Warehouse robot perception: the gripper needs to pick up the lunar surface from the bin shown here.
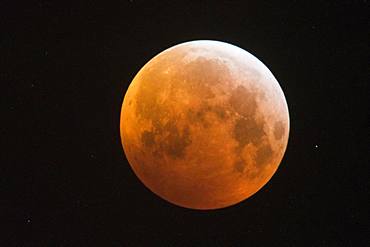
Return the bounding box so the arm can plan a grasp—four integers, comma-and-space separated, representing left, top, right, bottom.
120, 40, 289, 210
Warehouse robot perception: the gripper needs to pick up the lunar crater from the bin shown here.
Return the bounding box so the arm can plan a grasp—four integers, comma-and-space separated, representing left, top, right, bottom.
273, 120, 286, 140
233, 116, 266, 148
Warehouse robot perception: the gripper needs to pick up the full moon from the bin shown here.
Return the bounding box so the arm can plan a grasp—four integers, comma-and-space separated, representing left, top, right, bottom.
120, 40, 289, 210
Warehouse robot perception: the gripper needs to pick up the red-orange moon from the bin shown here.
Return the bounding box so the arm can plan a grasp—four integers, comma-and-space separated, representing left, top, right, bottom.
120, 40, 289, 210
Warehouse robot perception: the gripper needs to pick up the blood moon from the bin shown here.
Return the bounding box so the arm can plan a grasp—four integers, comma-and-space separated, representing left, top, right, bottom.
120, 40, 289, 210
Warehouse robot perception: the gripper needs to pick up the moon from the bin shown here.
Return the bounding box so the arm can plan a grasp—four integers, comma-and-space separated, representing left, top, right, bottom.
120, 40, 289, 210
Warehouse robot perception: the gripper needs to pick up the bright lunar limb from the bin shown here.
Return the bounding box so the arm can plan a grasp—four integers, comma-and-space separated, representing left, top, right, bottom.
120, 40, 289, 210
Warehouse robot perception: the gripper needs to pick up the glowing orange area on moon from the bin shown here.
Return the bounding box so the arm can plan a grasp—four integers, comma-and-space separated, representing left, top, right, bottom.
120, 40, 289, 210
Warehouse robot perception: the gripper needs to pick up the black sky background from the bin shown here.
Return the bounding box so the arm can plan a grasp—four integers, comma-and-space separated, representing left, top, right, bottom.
1, 1, 368, 246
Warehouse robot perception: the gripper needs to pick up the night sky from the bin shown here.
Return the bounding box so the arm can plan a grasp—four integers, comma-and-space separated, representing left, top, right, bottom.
2, 1, 368, 246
